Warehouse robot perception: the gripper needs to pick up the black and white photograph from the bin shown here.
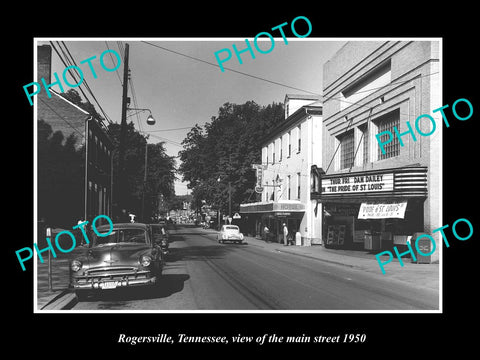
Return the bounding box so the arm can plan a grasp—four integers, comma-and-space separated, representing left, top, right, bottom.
32, 38, 442, 312
9, 8, 479, 354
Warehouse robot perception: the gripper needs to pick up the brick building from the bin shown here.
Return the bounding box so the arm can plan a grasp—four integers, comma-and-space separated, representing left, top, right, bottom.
36, 44, 113, 225
319, 40, 441, 262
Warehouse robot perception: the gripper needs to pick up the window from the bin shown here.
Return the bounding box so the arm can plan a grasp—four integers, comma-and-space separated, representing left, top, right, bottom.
359, 123, 369, 164
287, 175, 291, 200
339, 130, 355, 169
297, 172, 301, 199
272, 142, 275, 164
280, 136, 283, 161
341, 60, 391, 110
376, 110, 400, 160
266, 181, 269, 202
297, 125, 301, 153
287, 130, 291, 157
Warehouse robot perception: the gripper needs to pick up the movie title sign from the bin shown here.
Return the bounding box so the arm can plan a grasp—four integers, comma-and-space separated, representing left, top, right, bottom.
321, 173, 393, 194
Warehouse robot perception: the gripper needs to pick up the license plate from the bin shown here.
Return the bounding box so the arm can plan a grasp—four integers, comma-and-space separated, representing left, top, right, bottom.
100, 281, 117, 289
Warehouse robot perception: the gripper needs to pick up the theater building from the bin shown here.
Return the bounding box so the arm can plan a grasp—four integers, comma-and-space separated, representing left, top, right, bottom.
318, 40, 441, 262
240, 94, 323, 245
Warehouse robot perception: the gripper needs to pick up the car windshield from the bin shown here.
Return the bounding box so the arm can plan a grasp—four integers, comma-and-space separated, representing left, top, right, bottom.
93, 228, 147, 246
225, 226, 239, 231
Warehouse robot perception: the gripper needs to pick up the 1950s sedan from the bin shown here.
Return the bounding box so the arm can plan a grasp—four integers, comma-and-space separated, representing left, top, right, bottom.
217, 225, 244, 244
69, 223, 164, 292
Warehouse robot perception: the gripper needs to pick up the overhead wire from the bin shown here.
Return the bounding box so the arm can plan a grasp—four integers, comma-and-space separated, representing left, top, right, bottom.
38, 97, 85, 139
105, 41, 123, 86
60, 41, 114, 126
141, 41, 320, 96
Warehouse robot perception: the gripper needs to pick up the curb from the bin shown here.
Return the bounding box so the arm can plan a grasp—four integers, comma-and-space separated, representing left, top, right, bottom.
40, 289, 78, 310
274, 247, 360, 269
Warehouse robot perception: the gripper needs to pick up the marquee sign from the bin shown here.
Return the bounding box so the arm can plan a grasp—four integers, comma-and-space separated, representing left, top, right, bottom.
322, 173, 394, 194
319, 166, 428, 200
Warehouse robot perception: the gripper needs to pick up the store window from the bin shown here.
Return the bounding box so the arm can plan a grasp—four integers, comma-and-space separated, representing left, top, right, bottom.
338, 130, 355, 169
375, 110, 400, 160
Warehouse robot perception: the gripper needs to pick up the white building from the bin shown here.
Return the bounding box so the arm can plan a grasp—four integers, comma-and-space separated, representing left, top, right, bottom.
240, 94, 323, 245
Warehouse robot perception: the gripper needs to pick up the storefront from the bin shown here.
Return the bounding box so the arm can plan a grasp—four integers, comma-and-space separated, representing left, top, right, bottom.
240, 201, 305, 243
317, 166, 428, 251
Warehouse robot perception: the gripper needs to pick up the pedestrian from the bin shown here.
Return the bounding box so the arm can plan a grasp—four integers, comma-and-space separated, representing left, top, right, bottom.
283, 223, 289, 246
129, 212, 136, 223
264, 225, 270, 242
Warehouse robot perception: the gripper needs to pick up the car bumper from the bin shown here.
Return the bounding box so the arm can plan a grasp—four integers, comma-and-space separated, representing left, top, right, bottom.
71, 276, 157, 290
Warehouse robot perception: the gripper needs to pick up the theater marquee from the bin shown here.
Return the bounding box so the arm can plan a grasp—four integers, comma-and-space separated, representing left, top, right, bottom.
322, 173, 394, 194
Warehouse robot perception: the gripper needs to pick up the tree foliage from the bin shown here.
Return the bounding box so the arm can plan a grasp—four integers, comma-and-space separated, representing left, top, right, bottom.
179, 101, 284, 214
37, 119, 84, 228
107, 122, 177, 221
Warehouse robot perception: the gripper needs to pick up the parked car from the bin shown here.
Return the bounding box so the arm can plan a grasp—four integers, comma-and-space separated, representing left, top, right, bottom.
69, 223, 164, 292
217, 225, 244, 244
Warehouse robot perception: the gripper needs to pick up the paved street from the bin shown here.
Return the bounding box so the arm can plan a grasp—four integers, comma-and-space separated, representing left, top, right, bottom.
70, 225, 439, 311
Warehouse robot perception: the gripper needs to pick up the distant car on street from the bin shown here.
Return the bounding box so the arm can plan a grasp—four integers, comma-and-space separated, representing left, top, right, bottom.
69, 223, 164, 293
217, 225, 244, 244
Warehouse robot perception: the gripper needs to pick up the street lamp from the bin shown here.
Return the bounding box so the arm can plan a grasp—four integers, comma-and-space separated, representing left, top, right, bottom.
127, 107, 156, 126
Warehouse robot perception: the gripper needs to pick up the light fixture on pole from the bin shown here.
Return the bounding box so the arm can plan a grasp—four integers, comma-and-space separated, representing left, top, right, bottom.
127, 107, 156, 126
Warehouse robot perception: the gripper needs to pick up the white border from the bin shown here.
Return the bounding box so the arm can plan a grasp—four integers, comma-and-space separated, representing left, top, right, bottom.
32, 37, 442, 314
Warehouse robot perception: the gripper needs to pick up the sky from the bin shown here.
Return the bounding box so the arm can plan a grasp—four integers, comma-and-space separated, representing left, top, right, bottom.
36, 38, 347, 195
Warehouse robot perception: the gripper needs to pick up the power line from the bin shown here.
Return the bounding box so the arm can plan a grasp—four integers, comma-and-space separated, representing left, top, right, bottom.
105, 41, 123, 86
141, 41, 321, 96
60, 41, 114, 126
38, 97, 85, 139
148, 126, 194, 132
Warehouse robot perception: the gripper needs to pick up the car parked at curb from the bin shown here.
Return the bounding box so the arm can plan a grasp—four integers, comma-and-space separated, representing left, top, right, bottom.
217, 225, 244, 244
69, 223, 164, 293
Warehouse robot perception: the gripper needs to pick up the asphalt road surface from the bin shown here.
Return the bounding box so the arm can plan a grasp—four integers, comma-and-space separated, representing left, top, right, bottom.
71, 225, 438, 311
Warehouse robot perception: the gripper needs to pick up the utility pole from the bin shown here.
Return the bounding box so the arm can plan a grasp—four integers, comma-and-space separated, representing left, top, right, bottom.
141, 141, 148, 221
117, 43, 130, 214
228, 181, 232, 218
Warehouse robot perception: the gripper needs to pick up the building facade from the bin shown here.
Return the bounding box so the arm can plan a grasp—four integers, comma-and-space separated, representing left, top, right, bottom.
37, 44, 113, 225
240, 94, 323, 245
319, 40, 441, 262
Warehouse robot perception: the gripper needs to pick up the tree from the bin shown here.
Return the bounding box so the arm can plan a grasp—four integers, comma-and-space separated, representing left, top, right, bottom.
178, 101, 284, 214
107, 122, 176, 221
60, 89, 104, 124
37, 119, 84, 227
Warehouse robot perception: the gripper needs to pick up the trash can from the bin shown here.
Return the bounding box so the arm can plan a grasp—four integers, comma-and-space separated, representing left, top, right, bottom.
411, 232, 433, 264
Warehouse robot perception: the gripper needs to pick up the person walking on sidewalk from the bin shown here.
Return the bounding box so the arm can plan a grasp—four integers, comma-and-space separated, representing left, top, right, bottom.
283, 223, 289, 246
264, 225, 270, 242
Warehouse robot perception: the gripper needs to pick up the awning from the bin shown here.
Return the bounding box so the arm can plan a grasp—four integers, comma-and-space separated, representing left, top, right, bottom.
240, 201, 305, 214
357, 201, 408, 219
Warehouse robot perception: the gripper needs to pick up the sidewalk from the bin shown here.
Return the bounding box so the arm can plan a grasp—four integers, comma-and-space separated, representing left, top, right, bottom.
201, 227, 440, 291
36, 228, 78, 310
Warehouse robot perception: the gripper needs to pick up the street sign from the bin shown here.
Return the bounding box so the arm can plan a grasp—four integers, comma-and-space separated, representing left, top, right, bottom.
233, 213, 241, 219
255, 186, 264, 193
